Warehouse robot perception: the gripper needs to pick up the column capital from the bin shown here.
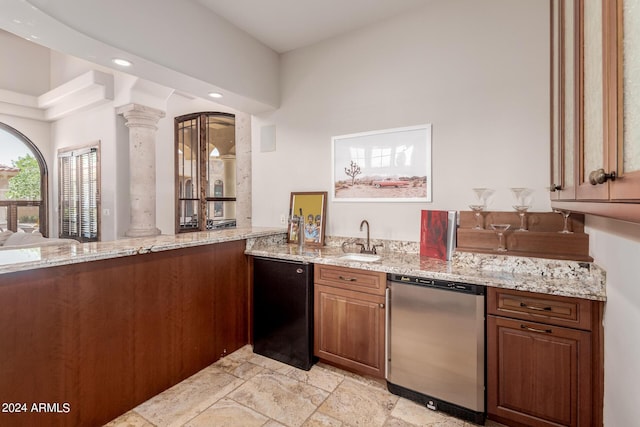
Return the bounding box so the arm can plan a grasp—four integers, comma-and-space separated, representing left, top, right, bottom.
117, 103, 166, 130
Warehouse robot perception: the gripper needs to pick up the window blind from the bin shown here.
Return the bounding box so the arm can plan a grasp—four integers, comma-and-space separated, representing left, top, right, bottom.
58, 146, 99, 242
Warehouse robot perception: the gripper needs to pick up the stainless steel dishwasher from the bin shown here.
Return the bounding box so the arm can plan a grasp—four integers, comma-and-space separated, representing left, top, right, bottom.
386, 274, 486, 424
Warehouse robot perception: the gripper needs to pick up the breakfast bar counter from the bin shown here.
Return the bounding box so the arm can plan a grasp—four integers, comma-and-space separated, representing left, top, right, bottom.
0, 226, 284, 275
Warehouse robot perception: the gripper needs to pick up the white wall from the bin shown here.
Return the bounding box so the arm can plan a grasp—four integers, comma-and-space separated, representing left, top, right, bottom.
586, 216, 640, 426
50, 105, 119, 240
252, 0, 550, 241
0, 30, 50, 96
156, 94, 242, 235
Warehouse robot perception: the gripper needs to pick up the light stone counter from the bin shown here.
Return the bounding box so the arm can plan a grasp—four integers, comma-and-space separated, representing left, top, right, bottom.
245, 235, 607, 301
1, 228, 606, 301
0, 227, 285, 276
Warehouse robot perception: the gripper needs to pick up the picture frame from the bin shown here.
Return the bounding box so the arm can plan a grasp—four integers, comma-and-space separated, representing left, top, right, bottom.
331, 124, 432, 202
287, 191, 327, 247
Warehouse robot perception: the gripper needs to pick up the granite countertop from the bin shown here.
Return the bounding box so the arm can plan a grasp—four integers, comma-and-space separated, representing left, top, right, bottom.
246, 235, 607, 301
0, 227, 284, 276
0, 227, 607, 301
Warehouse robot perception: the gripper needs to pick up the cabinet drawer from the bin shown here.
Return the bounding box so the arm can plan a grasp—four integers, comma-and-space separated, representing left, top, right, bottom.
487, 287, 593, 331
314, 264, 386, 296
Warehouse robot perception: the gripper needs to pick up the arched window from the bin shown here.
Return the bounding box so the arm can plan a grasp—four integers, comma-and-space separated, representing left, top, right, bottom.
0, 123, 48, 235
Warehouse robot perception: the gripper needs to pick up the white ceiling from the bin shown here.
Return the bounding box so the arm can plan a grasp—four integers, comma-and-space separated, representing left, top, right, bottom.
195, 0, 428, 53
0, 0, 430, 112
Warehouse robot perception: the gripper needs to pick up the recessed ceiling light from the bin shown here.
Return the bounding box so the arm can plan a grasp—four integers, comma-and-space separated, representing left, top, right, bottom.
112, 58, 132, 67
208, 92, 223, 99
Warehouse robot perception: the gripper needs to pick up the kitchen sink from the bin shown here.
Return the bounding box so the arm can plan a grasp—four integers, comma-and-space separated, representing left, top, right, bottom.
338, 253, 382, 262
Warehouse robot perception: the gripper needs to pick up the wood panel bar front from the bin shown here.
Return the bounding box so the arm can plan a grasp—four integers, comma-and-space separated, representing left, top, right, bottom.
0, 240, 248, 427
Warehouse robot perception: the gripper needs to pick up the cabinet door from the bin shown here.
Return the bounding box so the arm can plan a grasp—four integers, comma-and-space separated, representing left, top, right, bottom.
488, 315, 592, 427
213, 240, 249, 360
314, 284, 385, 378
608, 0, 640, 199
576, 0, 640, 200
576, 0, 610, 200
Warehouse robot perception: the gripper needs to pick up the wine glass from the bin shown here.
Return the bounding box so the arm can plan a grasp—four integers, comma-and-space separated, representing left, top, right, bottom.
472, 188, 494, 206
510, 187, 527, 205
510, 188, 533, 232
469, 204, 485, 229
489, 223, 511, 252
553, 209, 573, 233
469, 188, 493, 230
510, 187, 535, 204
513, 205, 530, 231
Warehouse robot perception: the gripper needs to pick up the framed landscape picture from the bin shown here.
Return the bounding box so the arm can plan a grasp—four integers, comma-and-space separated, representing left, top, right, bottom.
331, 124, 432, 202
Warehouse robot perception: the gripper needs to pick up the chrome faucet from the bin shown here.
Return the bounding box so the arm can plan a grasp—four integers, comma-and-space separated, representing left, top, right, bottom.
358, 219, 381, 254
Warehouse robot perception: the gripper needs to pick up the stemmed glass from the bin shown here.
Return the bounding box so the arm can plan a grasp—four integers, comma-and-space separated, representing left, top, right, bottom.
489, 224, 511, 252
510, 188, 527, 205
510, 188, 533, 232
553, 209, 573, 233
473, 188, 494, 205
469, 204, 485, 229
469, 188, 493, 230
513, 205, 530, 231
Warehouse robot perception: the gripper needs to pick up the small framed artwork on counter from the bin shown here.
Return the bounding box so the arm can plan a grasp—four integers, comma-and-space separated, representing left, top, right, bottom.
287, 192, 327, 247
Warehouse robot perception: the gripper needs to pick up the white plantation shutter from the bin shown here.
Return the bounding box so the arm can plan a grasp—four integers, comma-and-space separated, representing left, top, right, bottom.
58, 145, 99, 242
59, 155, 77, 237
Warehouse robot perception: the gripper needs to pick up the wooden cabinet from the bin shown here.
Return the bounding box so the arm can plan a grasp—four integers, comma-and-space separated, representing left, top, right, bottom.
213, 242, 251, 360
0, 240, 249, 427
487, 288, 604, 427
551, 0, 640, 222
314, 264, 387, 378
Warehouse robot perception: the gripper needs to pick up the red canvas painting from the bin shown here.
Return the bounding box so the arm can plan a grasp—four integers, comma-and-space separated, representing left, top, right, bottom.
420, 210, 449, 260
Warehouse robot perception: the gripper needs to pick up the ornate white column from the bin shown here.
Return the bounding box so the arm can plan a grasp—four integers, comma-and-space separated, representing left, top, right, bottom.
117, 103, 165, 237
234, 111, 252, 227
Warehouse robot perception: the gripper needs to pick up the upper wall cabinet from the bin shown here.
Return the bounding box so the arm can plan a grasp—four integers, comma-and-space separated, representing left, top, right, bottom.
551, 0, 640, 223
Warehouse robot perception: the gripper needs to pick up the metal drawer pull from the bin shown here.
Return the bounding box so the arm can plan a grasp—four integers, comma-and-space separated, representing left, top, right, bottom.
338, 275, 357, 282
521, 324, 552, 334
520, 302, 552, 311
379, 303, 385, 308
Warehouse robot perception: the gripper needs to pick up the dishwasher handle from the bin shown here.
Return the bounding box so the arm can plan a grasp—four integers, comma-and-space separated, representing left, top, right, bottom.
387, 274, 485, 295
385, 286, 390, 380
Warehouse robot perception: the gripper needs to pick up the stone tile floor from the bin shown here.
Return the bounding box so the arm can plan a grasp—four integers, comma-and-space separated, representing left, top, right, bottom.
105, 345, 506, 427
